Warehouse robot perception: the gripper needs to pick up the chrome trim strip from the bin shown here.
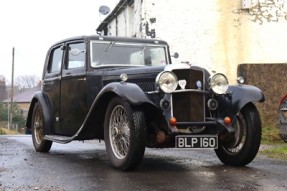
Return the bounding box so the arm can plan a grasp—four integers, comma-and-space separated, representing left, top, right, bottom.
147, 91, 159, 94
164, 63, 191, 71
172, 89, 208, 94
147, 89, 208, 94
43, 76, 61, 83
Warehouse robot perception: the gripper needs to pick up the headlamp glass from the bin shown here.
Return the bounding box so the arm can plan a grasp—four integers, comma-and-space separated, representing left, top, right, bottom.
156, 71, 178, 93
210, 73, 229, 94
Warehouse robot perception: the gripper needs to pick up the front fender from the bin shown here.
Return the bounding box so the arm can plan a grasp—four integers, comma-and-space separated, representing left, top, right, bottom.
25, 91, 54, 134
79, 82, 157, 139
96, 82, 155, 106
218, 85, 265, 120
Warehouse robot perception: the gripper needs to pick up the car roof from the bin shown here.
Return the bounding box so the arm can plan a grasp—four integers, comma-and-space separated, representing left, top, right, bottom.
52, 35, 169, 46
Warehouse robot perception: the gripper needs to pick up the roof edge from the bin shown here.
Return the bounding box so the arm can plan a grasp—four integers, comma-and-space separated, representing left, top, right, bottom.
96, 0, 134, 32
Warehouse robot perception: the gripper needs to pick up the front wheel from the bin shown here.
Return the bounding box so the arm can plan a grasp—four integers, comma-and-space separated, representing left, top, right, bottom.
215, 103, 261, 166
104, 97, 146, 171
31, 102, 52, 152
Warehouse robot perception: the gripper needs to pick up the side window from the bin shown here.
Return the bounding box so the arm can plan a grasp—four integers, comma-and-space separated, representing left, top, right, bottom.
67, 43, 85, 69
48, 47, 63, 73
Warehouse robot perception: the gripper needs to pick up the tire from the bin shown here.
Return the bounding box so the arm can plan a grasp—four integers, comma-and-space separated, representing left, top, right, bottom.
104, 97, 146, 171
279, 100, 287, 143
31, 102, 52, 152
215, 103, 261, 166
279, 134, 287, 143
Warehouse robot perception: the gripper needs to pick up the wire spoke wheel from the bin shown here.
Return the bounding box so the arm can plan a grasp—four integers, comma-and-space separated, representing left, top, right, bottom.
104, 97, 146, 171
31, 102, 52, 152
109, 105, 130, 159
33, 106, 44, 145
215, 103, 261, 166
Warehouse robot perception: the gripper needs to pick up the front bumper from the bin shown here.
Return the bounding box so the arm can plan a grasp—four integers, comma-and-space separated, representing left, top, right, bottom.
170, 118, 235, 135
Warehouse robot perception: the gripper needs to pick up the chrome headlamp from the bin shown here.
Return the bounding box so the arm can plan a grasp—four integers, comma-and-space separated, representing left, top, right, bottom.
237, 76, 244, 84
156, 71, 178, 93
210, 73, 229, 94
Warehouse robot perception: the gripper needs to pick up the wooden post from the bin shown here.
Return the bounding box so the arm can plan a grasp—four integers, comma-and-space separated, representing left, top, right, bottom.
9, 47, 15, 129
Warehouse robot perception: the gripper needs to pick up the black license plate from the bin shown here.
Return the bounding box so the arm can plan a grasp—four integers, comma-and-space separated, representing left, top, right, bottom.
175, 135, 218, 149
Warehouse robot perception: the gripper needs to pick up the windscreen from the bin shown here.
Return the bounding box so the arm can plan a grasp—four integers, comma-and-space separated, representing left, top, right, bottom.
90, 41, 167, 67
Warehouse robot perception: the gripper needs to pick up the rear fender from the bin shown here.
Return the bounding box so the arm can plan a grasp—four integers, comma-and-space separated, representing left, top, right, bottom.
25, 92, 54, 135
217, 85, 264, 121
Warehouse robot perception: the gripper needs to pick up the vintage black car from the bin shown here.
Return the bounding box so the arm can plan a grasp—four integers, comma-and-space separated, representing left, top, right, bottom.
26, 35, 265, 170
279, 95, 287, 142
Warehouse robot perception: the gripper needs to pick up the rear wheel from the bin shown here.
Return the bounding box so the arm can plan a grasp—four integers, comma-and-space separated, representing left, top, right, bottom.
104, 97, 146, 171
215, 103, 261, 166
31, 102, 52, 152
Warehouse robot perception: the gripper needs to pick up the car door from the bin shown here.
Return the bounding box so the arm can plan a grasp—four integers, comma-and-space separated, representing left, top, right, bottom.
60, 41, 88, 136
42, 45, 63, 135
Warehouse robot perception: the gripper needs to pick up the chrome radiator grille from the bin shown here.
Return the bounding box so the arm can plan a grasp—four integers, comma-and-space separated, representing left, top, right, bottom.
173, 69, 204, 90
135, 81, 156, 92
172, 69, 205, 123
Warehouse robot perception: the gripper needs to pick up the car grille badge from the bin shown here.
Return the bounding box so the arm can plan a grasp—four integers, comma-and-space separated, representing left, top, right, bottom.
120, 73, 128, 82
196, 80, 202, 90
178, 80, 186, 90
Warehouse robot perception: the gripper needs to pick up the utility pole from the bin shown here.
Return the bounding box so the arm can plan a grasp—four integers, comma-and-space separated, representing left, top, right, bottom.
9, 47, 15, 129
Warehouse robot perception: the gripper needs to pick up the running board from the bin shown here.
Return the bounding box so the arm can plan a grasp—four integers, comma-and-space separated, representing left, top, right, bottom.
44, 135, 75, 144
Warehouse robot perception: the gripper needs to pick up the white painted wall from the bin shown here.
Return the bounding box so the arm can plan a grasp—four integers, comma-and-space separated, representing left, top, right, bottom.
102, 0, 287, 84
107, 19, 117, 36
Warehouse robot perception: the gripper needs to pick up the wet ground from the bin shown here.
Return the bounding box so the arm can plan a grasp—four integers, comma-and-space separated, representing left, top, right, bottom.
1, 135, 287, 191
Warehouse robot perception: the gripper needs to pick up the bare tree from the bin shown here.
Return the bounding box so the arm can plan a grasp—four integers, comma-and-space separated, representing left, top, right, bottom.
15, 75, 40, 91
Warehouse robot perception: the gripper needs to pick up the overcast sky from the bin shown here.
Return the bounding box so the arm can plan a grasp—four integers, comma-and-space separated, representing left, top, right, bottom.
0, 0, 118, 84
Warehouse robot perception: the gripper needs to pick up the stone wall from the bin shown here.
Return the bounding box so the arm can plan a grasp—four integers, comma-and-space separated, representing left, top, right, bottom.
237, 64, 287, 128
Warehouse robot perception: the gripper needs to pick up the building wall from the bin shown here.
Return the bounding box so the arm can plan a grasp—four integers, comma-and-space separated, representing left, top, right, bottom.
106, 0, 142, 37
141, 0, 224, 75
103, 0, 287, 84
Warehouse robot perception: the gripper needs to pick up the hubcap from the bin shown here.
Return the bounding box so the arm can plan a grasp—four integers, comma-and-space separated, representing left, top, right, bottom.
225, 113, 246, 153
109, 105, 130, 159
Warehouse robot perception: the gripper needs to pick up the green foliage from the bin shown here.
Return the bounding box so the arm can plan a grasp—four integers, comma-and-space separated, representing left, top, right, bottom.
0, 103, 8, 120
261, 126, 282, 144
0, 102, 25, 127
0, 127, 5, 134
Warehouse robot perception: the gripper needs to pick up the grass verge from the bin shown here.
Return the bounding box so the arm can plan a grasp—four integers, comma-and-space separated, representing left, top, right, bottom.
261, 126, 281, 144
260, 126, 287, 160
0, 127, 21, 135
260, 144, 287, 160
